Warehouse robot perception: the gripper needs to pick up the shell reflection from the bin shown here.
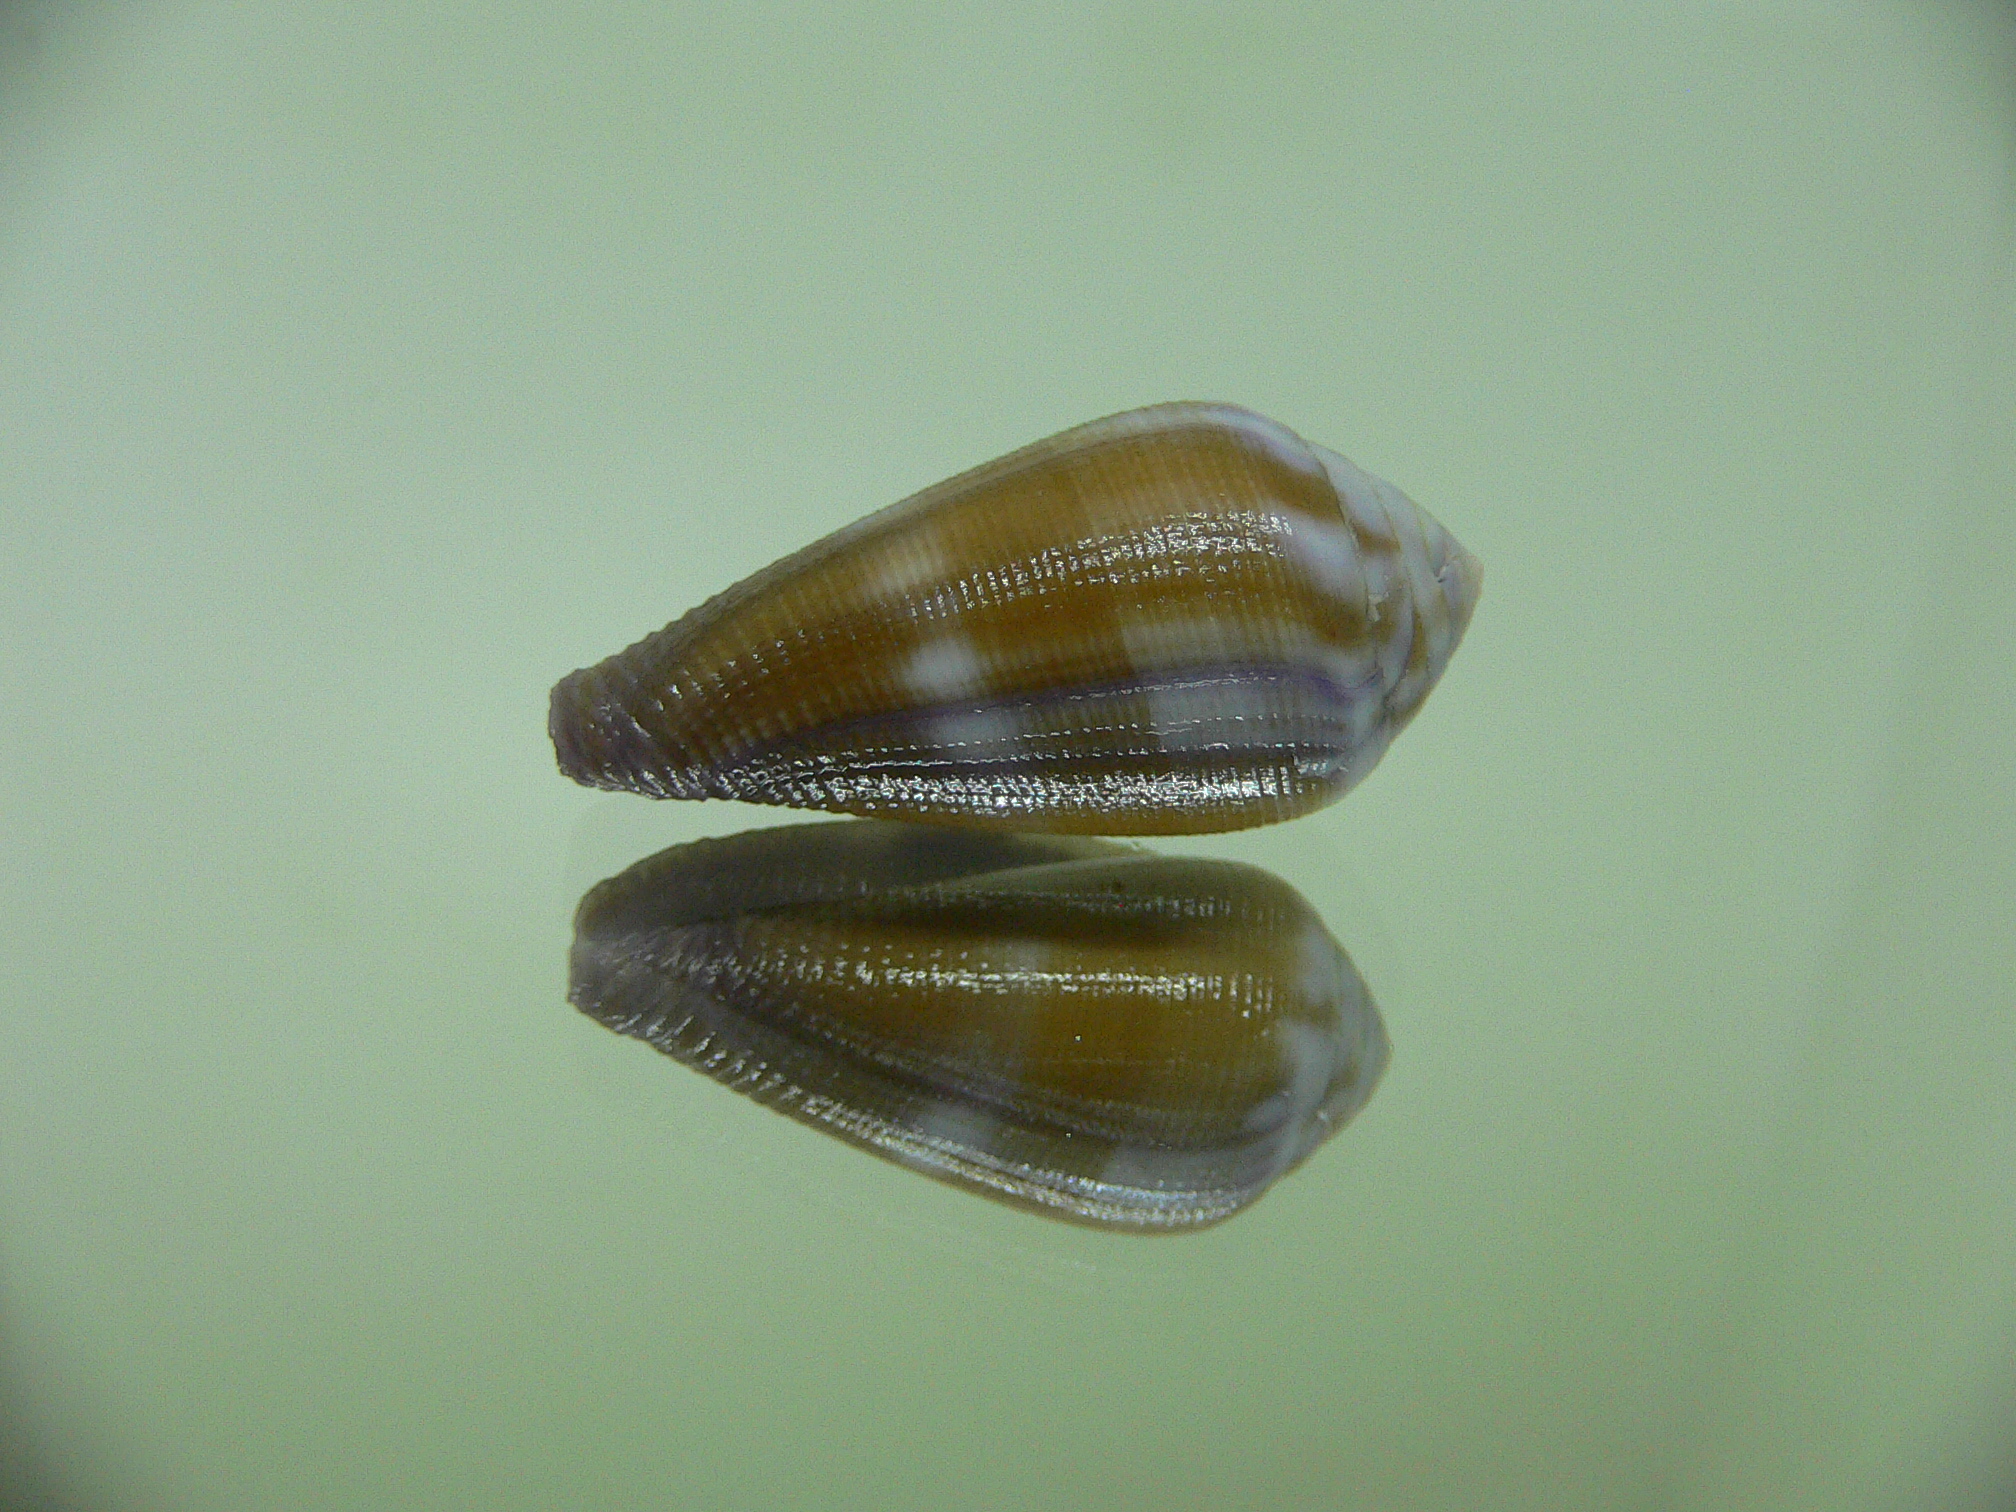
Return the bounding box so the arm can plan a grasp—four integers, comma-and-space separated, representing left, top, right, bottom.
551, 402, 1480, 834
570, 820, 1389, 1231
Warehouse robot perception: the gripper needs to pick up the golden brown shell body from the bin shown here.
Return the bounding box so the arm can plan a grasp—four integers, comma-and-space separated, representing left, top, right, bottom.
551, 403, 1479, 833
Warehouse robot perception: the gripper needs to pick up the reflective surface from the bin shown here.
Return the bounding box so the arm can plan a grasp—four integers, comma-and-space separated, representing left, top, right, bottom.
3, 5, 2014, 1511
571, 822, 1387, 1230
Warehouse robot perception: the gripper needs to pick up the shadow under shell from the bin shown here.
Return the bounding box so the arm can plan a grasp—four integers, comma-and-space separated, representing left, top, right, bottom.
569, 820, 1390, 1231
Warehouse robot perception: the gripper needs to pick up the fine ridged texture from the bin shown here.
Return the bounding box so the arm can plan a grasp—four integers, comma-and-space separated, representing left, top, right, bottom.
551, 402, 1480, 834
570, 820, 1389, 1232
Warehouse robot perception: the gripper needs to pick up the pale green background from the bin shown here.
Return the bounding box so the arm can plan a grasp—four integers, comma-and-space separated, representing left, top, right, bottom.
3, 4, 2013, 1509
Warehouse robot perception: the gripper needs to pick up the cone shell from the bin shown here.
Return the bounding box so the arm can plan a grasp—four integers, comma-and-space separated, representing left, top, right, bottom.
551, 403, 1480, 834
570, 821, 1389, 1232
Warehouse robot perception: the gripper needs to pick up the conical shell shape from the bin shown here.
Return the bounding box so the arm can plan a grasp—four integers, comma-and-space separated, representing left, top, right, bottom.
570, 821, 1389, 1231
551, 402, 1480, 834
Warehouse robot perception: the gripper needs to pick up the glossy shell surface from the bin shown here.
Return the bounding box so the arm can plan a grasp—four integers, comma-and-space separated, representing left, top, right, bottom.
570, 821, 1389, 1231
551, 402, 1480, 834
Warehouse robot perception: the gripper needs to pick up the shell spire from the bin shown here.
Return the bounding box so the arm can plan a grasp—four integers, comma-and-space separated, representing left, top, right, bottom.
551, 402, 1479, 834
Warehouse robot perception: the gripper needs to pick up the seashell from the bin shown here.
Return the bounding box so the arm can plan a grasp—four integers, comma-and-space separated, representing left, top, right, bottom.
570, 820, 1389, 1232
551, 402, 1480, 834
